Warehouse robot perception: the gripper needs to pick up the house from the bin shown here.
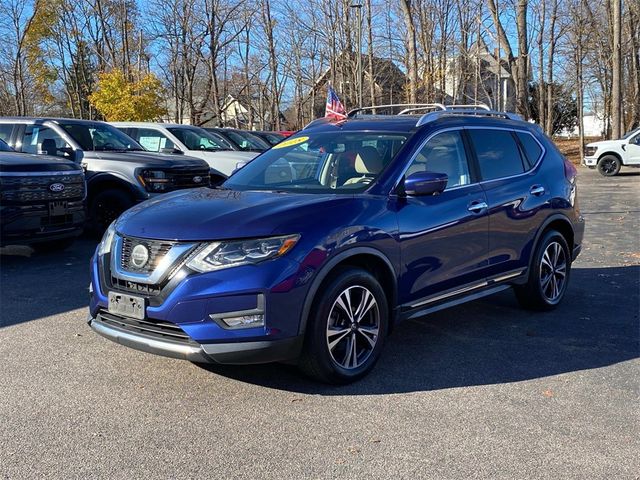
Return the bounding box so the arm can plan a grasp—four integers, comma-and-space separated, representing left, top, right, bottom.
302, 51, 408, 120
444, 41, 516, 111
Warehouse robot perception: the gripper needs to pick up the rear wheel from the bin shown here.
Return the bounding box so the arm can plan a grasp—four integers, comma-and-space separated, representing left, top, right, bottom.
514, 230, 571, 311
88, 189, 133, 236
298, 267, 388, 384
597, 155, 621, 176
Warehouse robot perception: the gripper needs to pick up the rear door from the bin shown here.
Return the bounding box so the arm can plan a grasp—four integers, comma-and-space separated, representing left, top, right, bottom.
396, 129, 490, 307
466, 127, 548, 278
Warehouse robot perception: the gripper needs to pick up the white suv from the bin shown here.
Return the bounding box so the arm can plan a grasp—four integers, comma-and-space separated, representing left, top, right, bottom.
112, 122, 257, 177
583, 127, 640, 176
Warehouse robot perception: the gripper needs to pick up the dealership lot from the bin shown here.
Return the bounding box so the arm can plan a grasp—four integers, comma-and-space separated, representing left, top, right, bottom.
0, 167, 638, 479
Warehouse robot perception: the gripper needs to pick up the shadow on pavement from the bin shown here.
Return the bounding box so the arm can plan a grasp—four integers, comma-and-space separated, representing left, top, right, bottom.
198, 265, 639, 395
0, 238, 97, 327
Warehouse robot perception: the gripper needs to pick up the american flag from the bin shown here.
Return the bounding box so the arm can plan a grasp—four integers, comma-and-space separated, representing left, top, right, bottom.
325, 86, 347, 120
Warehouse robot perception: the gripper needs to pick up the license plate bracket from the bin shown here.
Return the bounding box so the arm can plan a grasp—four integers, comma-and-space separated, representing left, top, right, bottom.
49, 200, 68, 216
108, 291, 146, 320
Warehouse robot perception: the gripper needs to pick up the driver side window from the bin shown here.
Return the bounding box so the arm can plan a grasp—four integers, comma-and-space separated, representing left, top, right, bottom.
406, 130, 471, 189
21, 125, 72, 158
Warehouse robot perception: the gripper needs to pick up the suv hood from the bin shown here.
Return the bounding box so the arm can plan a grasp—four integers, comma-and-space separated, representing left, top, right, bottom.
116, 188, 355, 241
0, 152, 81, 172
84, 150, 209, 169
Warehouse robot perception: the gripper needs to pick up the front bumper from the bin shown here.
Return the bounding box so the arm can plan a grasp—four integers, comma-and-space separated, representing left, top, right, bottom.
88, 313, 303, 364
583, 156, 598, 167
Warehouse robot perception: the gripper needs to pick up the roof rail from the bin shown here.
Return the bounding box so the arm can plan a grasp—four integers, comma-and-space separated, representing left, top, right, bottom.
348, 103, 446, 117
416, 109, 523, 126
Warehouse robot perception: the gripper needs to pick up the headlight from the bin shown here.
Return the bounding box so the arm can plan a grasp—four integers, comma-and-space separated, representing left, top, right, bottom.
138, 169, 170, 192
186, 234, 300, 272
98, 221, 116, 256
584, 146, 598, 157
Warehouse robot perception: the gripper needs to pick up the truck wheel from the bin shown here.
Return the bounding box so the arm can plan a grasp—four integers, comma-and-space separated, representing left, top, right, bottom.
298, 267, 388, 384
514, 230, 571, 311
597, 155, 621, 176
32, 238, 76, 253
88, 190, 133, 235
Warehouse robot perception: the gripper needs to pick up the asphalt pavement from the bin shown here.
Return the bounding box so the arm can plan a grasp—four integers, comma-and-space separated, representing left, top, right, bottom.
0, 167, 638, 479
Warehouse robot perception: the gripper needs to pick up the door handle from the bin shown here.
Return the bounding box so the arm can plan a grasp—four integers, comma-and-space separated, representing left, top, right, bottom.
468, 200, 488, 213
530, 185, 545, 196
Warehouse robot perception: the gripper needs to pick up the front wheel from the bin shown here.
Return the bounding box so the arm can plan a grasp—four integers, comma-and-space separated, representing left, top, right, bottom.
514, 230, 571, 311
597, 155, 621, 176
298, 267, 388, 384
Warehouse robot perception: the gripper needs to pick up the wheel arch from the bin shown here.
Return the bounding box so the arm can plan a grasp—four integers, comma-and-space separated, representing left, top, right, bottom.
528, 214, 575, 272
87, 173, 140, 204
598, 150, 623, 163
298, 247, 398, 336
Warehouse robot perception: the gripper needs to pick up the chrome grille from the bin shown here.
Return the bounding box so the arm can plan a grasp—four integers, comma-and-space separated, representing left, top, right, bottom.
120, 236, 175, 274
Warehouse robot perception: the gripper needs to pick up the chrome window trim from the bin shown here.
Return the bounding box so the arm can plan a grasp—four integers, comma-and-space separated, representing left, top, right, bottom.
110, 234, 198, 285
0, 170, 83, 176
392, 125, 547, 194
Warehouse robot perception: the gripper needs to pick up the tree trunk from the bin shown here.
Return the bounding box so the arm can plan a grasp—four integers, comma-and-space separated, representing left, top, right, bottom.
399, 0, 418, 104
611, 0, 622, 138
516, 0, 529, 118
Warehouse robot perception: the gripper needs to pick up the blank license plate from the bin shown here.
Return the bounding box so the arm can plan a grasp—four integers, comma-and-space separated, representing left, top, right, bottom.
108, 292, 145, 320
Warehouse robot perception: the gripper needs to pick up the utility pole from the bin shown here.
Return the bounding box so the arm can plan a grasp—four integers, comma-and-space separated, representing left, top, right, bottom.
351, 3, 363, 108
612, 0, 622, 138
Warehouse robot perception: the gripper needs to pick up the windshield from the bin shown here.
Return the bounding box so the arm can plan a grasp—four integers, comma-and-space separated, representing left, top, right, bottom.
59, 123, 144, 152
621, 127, 640, 140
226, 130, 270, 151
0, 138, 13, 152
167, 127, 232, 151
224, 132, 409, 193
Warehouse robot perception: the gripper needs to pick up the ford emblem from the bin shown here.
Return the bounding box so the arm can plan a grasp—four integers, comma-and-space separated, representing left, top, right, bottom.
193, 175, 203, 184
49, 182, 65, 193
131, 244, 150, 269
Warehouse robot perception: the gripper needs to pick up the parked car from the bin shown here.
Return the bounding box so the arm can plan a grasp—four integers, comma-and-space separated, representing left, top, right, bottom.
88, 104, 584, 383
0, 138, 85, 251
205, 127, 271, 153
112, 122, 257, 177
0, 118, 212, 233
252, 131, 286, 146
583, 127, 640, 176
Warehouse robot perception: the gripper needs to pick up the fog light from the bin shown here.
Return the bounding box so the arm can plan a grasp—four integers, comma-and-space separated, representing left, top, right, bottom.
217, 314, 264, 329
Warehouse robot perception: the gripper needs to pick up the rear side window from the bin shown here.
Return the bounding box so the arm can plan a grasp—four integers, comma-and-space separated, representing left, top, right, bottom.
515, 132, 543, 168
468, 129, 525, 181
0, 124, 13, 143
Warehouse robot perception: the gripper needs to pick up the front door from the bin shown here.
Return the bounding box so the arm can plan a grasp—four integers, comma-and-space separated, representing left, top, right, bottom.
396, 129, 489, 307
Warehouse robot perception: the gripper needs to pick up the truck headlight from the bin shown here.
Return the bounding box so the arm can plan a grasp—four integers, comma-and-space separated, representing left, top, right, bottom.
186, 234, 300, 272
584, 146, 598, 157
98, 221, 116, 256
138, 169, 170, 192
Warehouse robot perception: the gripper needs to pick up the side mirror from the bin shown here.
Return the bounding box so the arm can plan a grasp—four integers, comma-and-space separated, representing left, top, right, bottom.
403, 171, 448, 196
160, 147, 183, 155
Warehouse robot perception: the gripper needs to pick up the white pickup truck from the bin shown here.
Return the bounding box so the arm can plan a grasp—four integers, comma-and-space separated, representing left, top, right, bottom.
583, 127, 640, 176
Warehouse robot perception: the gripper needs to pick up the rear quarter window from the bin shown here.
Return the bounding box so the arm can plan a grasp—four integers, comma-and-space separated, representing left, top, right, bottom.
468, 129, 526, 181
515, 132, 543, 168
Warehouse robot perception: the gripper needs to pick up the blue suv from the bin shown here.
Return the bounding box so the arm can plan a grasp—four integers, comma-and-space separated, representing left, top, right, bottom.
88, 105, 584, 383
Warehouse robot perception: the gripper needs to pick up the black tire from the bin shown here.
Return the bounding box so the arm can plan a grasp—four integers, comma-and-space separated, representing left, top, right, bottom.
514, 230, 571, 311
298, 267, 388, 384
32, 238, 76, 253
88, 189, 133, 236
597, 155, 621, 176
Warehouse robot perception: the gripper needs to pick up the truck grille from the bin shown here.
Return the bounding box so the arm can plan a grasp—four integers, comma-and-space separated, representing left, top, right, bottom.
168, 168, 211, 189
98, 310, 195, 344
0, 173, 85, 203
120, 236, 175, 274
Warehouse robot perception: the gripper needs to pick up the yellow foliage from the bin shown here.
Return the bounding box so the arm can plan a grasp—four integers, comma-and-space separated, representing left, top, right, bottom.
89, 70, 167, 121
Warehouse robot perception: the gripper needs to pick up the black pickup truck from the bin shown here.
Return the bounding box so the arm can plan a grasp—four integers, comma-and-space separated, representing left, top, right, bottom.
0, 118, 213, 233
0, 139, 85, 251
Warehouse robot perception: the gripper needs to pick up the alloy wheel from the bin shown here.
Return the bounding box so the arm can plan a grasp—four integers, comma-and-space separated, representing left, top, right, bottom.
326, 285, 380, 370
539, 241, 567, 302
